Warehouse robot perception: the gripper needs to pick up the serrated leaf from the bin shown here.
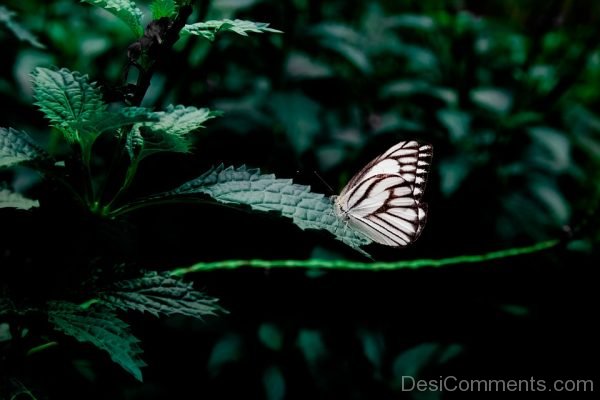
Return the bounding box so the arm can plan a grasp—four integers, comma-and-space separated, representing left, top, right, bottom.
81, 0, 144, 37
0, 189, 39, 210
0, 6, 45, 48
150, 0, 176, 19
167, 165, 371, 253
97, 272, 222, 318
127, 105, 220, 160
151, 105, 221, 138
32, 67, 107, 144
181, 19, 282, 42
0, 127, 48, 168
72, 107, 160, 137
48, 301, 145, 381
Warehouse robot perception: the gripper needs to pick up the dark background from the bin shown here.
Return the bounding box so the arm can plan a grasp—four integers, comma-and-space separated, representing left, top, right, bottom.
1, 0, 598, 399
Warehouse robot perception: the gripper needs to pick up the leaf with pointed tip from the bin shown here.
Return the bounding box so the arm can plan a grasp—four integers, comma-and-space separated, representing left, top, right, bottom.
72, 107, 160, 138
0, 127, 49, 168
167, 165, 372, 253
32, 67, 106, 144
97, 272, 223, 319
150, 0, 176, 19
0, 5, 45, 48
127, 105, 221, 161
181, 19, 282, 42
81, 0, 144, 37
0, 189, 39, 210
48, 301, 146, 381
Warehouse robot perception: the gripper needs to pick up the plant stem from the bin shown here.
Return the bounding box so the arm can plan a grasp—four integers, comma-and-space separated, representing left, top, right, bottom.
25, 341, 58, 357
96, 126, 131, 209
126, 5, 193, 106
101, 157, 140, 215
97, 5, 195, 213
108, 195, 218, 217
80, 298, 100, 310
9, 378, 39, 400
170, 239, 561, 275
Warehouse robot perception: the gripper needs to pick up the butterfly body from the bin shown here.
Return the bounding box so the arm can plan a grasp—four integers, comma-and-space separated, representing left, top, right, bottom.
333, 141, 432, 247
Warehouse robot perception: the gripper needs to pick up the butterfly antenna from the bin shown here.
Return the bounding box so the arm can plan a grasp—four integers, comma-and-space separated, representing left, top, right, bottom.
310, 171, 339, 222
313, 171, 335, 195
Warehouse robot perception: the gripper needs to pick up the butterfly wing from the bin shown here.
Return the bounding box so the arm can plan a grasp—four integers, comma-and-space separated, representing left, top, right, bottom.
337, 141, 432, 247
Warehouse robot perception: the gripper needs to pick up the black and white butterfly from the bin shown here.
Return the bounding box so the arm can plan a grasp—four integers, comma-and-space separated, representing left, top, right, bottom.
333, 141, 433, 247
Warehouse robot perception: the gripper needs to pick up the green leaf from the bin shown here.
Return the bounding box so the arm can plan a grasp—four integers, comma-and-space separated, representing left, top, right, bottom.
73, 107, 160, 138
150, 0, 176, 19
96, 272, 222, 319
258, 323, 283, 351
0, 127, 48, 168
359, 330, 385, 371
392, 343, 447, 379
0, 189, 39, 210
150, 105, 220, 140
438, 157, 472, 197
437, 109, 471, 142
319, 40, 371, 75
527, 126, 570, 173
166, 165, 372, 253
310, 23, 371, 74
181, 19, 282, 42
268, 91, 320, 154
470, 87, 513, 115
127, 105, 221, 161
285, 51, 333, 79
381, 80, 457, 105
388, 14, 435, 31
296, 329, 326, 365
32, 67, 106, 145
48, 301, 146, 381
207, 334, 242, 375
0, 322, 11, 342
263, 365, 286, 400
81, 0, 144, 37
0, 5, 45, 48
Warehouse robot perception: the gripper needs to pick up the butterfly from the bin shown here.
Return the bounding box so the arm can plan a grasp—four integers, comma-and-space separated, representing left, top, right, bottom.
333, 141, 433, 247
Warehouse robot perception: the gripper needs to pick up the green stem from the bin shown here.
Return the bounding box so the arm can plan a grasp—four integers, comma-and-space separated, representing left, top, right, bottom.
80, 141, 96, 207
108, 195, 218, 217
96, 128, 129, 210
101, 157, 140, 215
25, 341, 58, 357
9, 378, 39, 400
170, 239, 560, 276
79, 298, 100, 310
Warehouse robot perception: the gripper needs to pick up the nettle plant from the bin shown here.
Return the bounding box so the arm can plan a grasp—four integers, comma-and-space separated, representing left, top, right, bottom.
0, 0, 373, 386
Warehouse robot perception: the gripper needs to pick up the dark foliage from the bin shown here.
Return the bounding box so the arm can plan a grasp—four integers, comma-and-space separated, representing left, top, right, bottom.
1, 0, 598, 399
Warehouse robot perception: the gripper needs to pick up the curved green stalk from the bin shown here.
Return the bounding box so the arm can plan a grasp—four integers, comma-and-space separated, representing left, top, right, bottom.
170, 239, 560, 275
26, 341, 58, 357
